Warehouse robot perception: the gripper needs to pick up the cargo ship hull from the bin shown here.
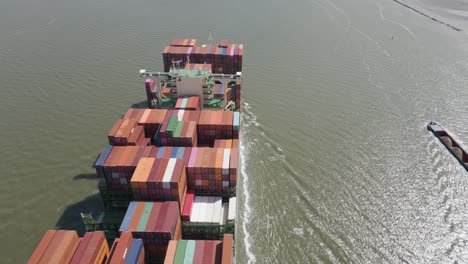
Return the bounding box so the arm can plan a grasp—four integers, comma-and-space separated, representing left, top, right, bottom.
28, 37, 243, 264
427, 122, 468, 171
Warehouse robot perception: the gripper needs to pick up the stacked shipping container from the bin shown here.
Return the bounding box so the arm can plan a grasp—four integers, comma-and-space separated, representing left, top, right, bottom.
184, 63, 212, 72
69, 231, 109, 264
181, 191, 195, 221
108, 109, 167, 146
227, 197, 236, 224
145, 79, 156, 107
130, 158, 187, 208
175, 96, 200, 111
28, 230, 80, 264
28, 38, 243, 263
197, 110, 240, 146
28, 231, 110, 264
108, 118, 148, 146
151, 147, 192, 165
119, 201, 181, 261
186, 148, 238, 193
164, 234, 233, 264
125, 108, 168, 139
108, 232, 145, 264
99, 146, 153, 191
162, 39, 243, 74
156, 110, 200, 147
170, 39, 197, 47
212, 84, 226, 100
189, 196, 227, 225
231, 80, 242, 108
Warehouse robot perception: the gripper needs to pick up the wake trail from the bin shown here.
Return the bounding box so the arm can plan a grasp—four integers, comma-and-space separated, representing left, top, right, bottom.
240, 102, 256, 263
378, 4, 417, 39
389, 0, 462, 32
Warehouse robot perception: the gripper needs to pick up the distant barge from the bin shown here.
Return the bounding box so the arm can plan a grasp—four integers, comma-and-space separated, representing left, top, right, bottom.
28, 38, 243, 264
427, 122, 468, 171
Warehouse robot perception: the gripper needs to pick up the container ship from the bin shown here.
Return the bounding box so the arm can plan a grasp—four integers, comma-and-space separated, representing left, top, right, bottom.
28, 38, 244, 264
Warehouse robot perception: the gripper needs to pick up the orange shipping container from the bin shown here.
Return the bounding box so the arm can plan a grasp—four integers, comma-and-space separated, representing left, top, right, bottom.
37, 230, 80, 264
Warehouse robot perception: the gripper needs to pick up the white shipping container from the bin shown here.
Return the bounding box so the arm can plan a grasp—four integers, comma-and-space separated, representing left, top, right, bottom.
191, 196, 202, 222
213, 197, 222, 224
177, 110, 185, 121
228, 197, 236, 221
205, 196, 214, 223
207, 197, 216, 223
198, 196, 208, 223
222, 149, 231, 176
162, 158, 177, 189
221, 203, 229, 225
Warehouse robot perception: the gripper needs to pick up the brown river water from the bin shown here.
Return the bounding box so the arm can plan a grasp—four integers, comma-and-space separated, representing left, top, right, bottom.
1, 0, 468, 262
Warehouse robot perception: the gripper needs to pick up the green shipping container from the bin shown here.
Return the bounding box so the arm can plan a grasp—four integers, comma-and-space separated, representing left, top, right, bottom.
183, 240, 196, 264
174, 240, 188, 264
136, 202, 153, 232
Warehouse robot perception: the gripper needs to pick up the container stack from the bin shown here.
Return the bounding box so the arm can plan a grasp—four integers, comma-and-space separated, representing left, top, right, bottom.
150, 147, 192, 166
28, 230, 80, 264
213, 84, 226, 100
175, 96, 200, 111
160, 82, 172, 99
181, 191, 195, 221
163, 46, 193, 71
232, 139, 239, 148
108, 118, 149, 146
221, 234, 234, 264
145, 79, 156, 107
107, 232, 144, 264
197, 110, 239, 146
140, 109, 168, 139
232, 112, 240, 139
187, 148, 234, 193
164, 240, 220, 264
162, 39, 197, 72
189, 196, 226, 225
227, 197, 236, 224
100, 146, 153, 191
156, 110, 200, 147
69, 231, 109, 264
237, 44, 243, 72
225, 43, 238, 75
213, 140, 232, 148
226, 88, 232, 105
170, 39, 197, 47
185, 63, 212, 73
232, 80, 242, 107
164, 234, 233, 264
120, 108, 168, 139
228, 148, 239, 188
95, 145, 113, 178
130, 158, 187, 207
119, 201, 181, 261
162, 39, 243, 74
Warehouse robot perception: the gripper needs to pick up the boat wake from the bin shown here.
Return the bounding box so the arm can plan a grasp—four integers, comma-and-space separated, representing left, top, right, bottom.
240, 102, 257, 263
390, 0, 462, 32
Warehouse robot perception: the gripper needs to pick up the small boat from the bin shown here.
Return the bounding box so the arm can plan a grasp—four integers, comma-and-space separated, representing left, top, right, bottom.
427, 121, 468, 171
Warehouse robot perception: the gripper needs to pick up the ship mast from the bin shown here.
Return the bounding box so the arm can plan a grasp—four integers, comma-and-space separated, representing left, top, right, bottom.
207, 29, 214, 45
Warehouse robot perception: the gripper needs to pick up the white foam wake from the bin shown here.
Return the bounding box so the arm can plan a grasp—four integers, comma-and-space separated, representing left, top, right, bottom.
240, 102, 256, 263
